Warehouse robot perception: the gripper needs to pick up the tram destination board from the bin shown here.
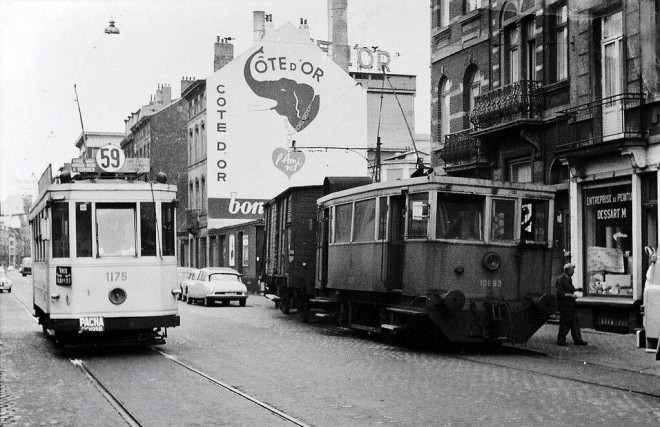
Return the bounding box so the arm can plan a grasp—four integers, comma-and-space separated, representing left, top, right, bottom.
70, 157, 150, 174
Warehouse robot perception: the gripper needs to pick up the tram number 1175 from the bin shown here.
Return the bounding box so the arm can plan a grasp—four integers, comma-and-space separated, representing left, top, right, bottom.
106, 272, 128, 282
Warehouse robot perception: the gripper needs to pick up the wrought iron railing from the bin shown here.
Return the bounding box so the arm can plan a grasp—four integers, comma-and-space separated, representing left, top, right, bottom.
555, 93, 644, 150
439, 129, 486, 165
470, 80, 544, 130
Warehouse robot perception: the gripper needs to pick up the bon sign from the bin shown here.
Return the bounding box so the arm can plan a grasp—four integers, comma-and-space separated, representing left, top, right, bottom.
96, 144, 126, 173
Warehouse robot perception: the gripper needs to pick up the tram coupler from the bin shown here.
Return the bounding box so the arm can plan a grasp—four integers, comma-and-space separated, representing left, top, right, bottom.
427, 289, 466, 312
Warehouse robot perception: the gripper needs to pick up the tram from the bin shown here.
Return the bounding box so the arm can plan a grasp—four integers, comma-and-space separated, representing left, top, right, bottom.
29, 147, 180, 346
308, 175, 558, 344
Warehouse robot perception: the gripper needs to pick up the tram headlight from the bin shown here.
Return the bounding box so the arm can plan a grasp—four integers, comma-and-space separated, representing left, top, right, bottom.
109, 288, 127, 305
482, 252, 501, 272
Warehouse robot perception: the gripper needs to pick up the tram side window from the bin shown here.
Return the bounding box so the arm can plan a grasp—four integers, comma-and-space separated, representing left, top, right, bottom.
162, 202, 175, 256
378, 197, 387, 240
334, 203, 353, 243
520, 199, 549, 242
97, 203, 136, 257
52, 202, 70, 258
408, 193, 429, 238
140, 202, 157, 256
353, 199, 376, 242
436, 193, 484, 240
491, 199, 516, 241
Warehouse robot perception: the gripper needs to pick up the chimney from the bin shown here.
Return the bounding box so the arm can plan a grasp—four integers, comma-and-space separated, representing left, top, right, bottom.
181, 76, 195, 95
264, 13, 274, 37
253, 11, 265, 41
299, 18, 310, 37
214, 37, 234, 72
161, 84, 172, 104
329, 0, 349, 72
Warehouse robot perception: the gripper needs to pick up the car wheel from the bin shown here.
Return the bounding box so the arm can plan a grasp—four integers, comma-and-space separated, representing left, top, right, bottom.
239, 299, 246, 307
7, 289, 11, 293
186, 296, 193, 305
204, 297, 212, 307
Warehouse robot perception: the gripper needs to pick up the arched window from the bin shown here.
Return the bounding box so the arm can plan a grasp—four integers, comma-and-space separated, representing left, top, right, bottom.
438, 77, 451, 142
463, 65, 481, 129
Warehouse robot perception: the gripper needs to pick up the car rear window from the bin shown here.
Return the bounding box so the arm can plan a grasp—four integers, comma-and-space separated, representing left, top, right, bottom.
208, 273, 240, 282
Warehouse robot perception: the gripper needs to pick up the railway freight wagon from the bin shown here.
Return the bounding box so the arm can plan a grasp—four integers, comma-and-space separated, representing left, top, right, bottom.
263, 177, 372, 314
30, 155, 180, 346
314, 175, 558, 344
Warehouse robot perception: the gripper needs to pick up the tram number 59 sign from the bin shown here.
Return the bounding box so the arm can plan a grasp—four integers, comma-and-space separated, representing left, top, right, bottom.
96, 145, 126, 173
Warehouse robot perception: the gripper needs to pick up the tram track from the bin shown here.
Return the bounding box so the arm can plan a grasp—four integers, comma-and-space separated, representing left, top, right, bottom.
70, 347, 311, 427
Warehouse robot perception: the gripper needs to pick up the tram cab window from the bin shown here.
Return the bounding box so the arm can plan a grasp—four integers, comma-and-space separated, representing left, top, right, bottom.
377, 198, 388, 240
162, 202, 176, 256
408, 193, 429, 238
491, 199, 516, 241
334, 203, 353, 243
353, 199, 376, 242
76, 203, 93, 257
520, 199, 549, 242
52, 202, 70, 258
141, 202, 157, 256
436, 193, 483, 241
97, 203, 136, 257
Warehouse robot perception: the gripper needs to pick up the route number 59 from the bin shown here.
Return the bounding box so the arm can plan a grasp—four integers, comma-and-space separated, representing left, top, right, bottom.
96, 144, 126, 173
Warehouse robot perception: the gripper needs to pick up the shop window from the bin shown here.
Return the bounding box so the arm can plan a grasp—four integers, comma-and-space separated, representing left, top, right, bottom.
491, 199, 516, 241
436, 193, 483, 240
583, 183, 633, 297
407, 193, 429, 238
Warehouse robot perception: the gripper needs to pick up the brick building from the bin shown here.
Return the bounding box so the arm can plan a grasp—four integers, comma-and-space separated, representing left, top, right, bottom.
431, 0, 660, 332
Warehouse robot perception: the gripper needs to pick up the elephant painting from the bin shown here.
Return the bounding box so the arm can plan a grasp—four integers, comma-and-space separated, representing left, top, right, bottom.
244, 47, 320, 132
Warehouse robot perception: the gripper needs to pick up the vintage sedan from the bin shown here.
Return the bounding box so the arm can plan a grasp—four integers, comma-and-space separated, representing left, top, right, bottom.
177, 267, 199, 301
0, 269, 13, 293
185, 267, 248, 307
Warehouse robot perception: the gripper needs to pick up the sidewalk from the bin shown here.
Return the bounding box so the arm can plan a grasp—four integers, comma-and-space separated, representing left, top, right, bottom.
517, 323, 660, 388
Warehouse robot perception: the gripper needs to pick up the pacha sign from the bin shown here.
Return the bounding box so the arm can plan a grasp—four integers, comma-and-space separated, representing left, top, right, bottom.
206, 23, 368, 228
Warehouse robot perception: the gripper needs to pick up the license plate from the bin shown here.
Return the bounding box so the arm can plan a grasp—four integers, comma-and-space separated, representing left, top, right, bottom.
79, 317, 105, 332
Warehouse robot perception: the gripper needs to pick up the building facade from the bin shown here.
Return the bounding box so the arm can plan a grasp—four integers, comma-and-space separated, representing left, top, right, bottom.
431, 0, 660, 332
120, 84, 189, 247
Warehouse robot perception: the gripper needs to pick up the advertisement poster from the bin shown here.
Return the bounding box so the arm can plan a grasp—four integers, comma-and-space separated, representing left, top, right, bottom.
207, 23, 368, 228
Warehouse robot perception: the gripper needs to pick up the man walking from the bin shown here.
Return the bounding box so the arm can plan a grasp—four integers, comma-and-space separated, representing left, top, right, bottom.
556, 263, 588, 346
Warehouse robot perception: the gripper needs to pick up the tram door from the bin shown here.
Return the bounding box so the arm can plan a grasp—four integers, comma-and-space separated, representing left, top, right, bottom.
387, 195, 405, 290
317, 208, 329, 289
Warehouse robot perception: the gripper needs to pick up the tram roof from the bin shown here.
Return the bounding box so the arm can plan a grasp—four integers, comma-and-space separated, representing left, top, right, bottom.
317, 174, 558, 204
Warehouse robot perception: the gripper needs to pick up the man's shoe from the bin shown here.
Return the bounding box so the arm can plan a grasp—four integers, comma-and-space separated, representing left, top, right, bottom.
557, 342, 568, 346
574, 341, 588, 346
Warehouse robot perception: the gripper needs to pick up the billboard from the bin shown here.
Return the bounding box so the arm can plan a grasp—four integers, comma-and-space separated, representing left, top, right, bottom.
207, 23, 368, 228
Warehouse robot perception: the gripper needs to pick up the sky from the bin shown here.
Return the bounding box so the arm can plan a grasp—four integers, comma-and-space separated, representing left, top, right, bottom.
0, 0, 430, 199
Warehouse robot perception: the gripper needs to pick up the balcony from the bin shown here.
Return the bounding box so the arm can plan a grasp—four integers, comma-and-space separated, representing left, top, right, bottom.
469, 80, 544, 133
554, 93, 645, 157
439, 129, 489, 172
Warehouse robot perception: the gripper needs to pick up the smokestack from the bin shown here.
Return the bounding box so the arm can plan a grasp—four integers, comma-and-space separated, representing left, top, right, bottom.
329, 0, 349, 72
253, 11, 265, 41
214, 37, 234, 72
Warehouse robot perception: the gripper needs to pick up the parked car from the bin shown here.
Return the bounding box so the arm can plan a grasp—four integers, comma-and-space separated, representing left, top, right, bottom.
185, 267, 248, 307
0, 269, 13, 293
20, 257, 32, 277
177, 267, 198, 301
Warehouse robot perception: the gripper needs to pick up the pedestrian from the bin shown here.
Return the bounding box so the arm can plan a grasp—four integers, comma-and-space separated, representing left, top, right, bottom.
556, 263, 588, 346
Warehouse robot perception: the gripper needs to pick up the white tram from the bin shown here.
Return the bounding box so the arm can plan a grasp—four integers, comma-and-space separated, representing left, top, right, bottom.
29, 151, 180, 345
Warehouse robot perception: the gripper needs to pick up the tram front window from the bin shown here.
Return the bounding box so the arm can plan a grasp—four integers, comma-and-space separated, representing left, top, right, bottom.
436, 193, 483, 240
97, 203, 136, 257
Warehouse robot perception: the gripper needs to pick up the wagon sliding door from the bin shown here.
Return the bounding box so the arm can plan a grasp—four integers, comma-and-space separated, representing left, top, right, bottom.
387, 195, 405, 291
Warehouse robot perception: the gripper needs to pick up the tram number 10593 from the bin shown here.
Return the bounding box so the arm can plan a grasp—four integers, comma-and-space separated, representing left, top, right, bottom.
480, 279, 503, 287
